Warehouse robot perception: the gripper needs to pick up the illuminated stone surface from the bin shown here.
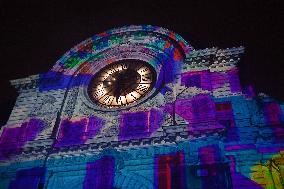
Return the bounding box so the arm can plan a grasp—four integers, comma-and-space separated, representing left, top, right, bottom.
0, 25, 283, 189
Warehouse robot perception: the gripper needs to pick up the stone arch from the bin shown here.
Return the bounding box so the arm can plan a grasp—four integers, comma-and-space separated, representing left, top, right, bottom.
46, 25, 193, 102
51, 25, 193, 76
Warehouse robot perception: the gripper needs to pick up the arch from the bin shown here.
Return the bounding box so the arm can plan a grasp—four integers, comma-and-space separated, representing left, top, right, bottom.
41, 25, 193, 110
51, 25, 193, 76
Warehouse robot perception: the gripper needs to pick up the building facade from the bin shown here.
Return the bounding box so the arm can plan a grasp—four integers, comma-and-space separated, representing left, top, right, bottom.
0, 25, 283, 189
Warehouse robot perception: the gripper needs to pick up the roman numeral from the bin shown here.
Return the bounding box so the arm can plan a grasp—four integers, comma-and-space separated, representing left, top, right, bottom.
101, 95, 115, 105
136, 84, 150, 93
121, 63, 128, 70
141, 73, 152, 82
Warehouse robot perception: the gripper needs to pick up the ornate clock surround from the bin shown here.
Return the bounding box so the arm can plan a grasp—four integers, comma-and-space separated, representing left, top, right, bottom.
60, 26, 192, 112
78, 49, 166, 111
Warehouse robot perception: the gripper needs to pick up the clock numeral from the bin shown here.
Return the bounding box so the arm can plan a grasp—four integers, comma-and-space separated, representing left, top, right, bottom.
102, 95, 115, 105
117, 96, 123, 105
111, 96, 124, 106
141, 73, 152, 82
119, 96, 127, 105
107, 96, 115, 105
99, 74, 109, 80
125, 91, 141, 104
136, 84, 150, 93
112, 64, 121, 72
105, 69, 116, 75
114, 96, 122, 106
103, 95, 110, 101
109, 66, 117, 73
137, 67, 150, 75
94, 88, 107, 98
141, 68, 149, 72
121, 63, 128, 70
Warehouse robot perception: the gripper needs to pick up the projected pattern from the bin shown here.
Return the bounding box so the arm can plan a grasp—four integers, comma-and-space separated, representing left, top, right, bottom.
0, 25, 283, 189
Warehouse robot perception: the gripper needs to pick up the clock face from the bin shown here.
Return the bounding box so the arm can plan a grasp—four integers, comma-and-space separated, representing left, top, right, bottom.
88, 59, 156, 108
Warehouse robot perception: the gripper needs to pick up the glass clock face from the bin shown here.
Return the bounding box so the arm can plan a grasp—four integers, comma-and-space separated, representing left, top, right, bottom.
88, 59, 156, 108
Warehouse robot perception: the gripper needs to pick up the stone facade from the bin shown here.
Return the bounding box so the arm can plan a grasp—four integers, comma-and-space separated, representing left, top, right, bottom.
0, 25, 283, 189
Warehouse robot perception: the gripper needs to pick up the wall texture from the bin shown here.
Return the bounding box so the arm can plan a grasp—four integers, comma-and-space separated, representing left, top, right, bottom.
0, 25, 283, 189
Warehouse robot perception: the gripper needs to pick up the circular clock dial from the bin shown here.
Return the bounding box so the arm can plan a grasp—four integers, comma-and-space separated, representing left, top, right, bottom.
88, 59, 156, 108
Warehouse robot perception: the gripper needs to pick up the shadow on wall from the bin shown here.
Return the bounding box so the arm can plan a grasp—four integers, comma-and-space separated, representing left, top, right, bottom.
0, 100, 16, 127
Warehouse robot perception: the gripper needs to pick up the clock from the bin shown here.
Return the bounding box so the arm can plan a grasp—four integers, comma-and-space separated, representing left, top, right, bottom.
88, 59, 157, 108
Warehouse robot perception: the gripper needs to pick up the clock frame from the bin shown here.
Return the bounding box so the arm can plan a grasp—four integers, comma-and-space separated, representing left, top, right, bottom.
87, 59, 157, 108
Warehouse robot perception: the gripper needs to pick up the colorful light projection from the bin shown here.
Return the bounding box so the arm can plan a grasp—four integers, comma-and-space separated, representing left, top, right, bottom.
226, 156, 263, 189
83, 156, 115, 189
263, 102, 284, 142
243, 84, 256, 98
187, 163, 232, 189
1, 26, 284, 189
196, 145, 233, 188
181, 68, 242, 93
8, 167, 46, 189
251, 152, 284, 189
55, 116, 104, 147
154, 152, 186, 189
0, 118, 44, 160
39, 25, 192, 93
215, 102, 239, 142
199, 145, 221, 164
164, 94, 227, 135
181, 70, 212, 90
119, 109, 163, 140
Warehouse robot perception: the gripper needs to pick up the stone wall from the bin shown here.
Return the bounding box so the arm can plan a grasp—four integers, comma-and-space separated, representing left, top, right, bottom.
0, 25, 283, 189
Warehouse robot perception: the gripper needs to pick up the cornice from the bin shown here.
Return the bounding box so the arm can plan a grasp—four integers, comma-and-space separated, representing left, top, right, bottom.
10, 74, 39, 91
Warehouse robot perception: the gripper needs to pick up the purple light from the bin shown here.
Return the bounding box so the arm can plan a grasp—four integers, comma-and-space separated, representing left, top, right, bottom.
83, 156, 115, 189
0, 119, 44, 160
263, 103, 282, 125
8, 167, 45, 189
119, 109, 162, 140
263, 103, 284, 142
55, 116, 104, 147
164, 94, 225, 135
225, 144, 256, 151
198, 145, 221, 164
227, 69, 242, 93
227, 156, 262, 189
154, 152, 186, 189
181, 70, 212, 90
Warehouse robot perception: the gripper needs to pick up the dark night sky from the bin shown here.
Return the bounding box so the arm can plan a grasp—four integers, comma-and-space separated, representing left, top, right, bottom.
1, 0, 284, 125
